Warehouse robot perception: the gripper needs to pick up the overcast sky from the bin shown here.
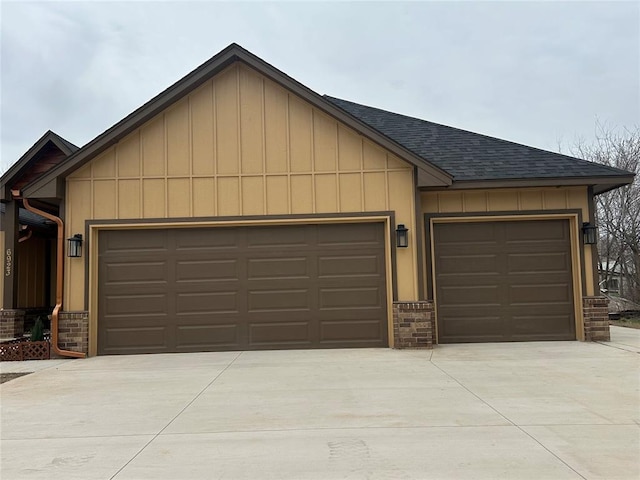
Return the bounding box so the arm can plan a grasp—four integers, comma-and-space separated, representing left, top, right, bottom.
1, 1, 638, 172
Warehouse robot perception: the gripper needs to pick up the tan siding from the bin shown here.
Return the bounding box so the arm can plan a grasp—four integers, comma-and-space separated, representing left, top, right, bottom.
93, 180, 117, 219
66, 63, 415, 309
264, 81, 288, 174
290, 175, 313, 213
215, 68, 239, 175
217, 177, 240, 216
192, 177, 215, 217
313, 111, 337, 172
363, 172, 387, 211
241, 176, 264, 215
339, 173, 362, 212
191, 83, 215, 176
92, 150, 116, 178
142, 117, 165, 176
239, 66, 264, 175
167, 178, 190, 217
142, 179, 165, 218
314, 174, 338, 213
117, 131, 141, 177
389, 170, 417, 300
166, 100, 190, 177
266, 175, 289, 214
289, 97, 313, 172
118, 179, 141, 218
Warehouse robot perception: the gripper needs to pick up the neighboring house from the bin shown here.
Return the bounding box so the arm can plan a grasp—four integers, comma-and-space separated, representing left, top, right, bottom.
0, 44, 634, 356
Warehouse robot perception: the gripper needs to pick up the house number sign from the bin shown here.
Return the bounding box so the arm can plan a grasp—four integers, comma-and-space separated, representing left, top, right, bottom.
5, 248, 12, 277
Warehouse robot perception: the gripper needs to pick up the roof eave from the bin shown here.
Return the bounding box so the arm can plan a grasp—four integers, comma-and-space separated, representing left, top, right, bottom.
419, 175, 635, 192
22, 44, 453, 199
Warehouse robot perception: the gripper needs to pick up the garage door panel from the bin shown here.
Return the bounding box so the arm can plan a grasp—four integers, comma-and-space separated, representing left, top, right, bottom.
508, 283, 572, 304
175, 229, 239, 250
316, 222, 382, 246
103, 261, 168, 286
247, 257, 310, 279
176, 291, 239, 314
434, 220, 575, 343
104, 294, 168, 316
320, 319, 384, 343
439, 316, 504, 342
319, 287, 382, 309
505, 220, 568, 242
439, 285, 500, 305
437, 254, 498, 275
102, 229, 169, 252
103, 326, 168, 353
246, 225, 309, 247
175, 324, 240, 350
248, 289, 311, 312
507, 252, 571, 273
99, 223, 387, 354
176, 259, 239, 282
249, 322, 312, 346
318, 254, 382, 278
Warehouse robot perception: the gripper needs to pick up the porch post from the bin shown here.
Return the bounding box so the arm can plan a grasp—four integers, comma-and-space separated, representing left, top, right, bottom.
3, 199, 19, 308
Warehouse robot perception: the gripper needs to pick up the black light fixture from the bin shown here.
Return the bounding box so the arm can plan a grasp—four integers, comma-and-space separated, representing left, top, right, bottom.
396, 224, 409, 248
67, 234, 83, 258
582, 223, 598, 245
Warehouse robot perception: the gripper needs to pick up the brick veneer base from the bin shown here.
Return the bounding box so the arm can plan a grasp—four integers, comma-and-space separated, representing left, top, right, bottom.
0, 309, 25, 339
393, 301, 434, 349
583, 296, 610, 341
56, 311, 89, 355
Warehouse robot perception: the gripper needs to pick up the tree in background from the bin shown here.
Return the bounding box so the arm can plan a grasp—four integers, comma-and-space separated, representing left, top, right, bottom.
572, 125, 640, 304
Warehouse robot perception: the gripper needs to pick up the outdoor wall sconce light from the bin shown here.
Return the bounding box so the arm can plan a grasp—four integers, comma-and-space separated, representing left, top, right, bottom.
67, 234, 83, 258
396, 224, 409, 248
582, 223, 598, 245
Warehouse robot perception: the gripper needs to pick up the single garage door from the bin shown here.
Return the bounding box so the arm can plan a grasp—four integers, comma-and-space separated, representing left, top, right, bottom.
98, 222, 388, 354
433, 219, 575, 343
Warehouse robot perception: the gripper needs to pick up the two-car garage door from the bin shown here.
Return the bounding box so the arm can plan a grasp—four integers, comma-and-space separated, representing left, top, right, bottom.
433, 219, 576, 343
98, 222, 388, 355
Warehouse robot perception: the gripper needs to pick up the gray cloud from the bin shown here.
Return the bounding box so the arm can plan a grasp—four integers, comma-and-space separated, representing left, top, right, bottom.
2, 1, 638, 171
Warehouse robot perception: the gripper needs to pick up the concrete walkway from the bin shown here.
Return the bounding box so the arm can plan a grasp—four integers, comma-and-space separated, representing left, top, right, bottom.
1, 327, 638, 479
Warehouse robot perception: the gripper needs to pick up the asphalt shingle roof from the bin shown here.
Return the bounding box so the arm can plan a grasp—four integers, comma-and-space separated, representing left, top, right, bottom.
325, 96, 630, 182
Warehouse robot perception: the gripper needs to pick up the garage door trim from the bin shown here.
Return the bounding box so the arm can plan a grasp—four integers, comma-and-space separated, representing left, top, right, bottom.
425, 211, 585, 343
86, 214, 396, 356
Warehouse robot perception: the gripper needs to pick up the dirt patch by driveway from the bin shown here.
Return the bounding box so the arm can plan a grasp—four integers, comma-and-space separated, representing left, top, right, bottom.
0, 372, 31, 384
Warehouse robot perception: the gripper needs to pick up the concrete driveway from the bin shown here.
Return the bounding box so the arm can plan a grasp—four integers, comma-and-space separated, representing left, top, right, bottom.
1, 326, 638, 480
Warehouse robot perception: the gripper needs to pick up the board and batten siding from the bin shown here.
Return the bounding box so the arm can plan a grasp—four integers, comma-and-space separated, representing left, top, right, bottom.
65, 63, 417, 310
421, 187, 596, 295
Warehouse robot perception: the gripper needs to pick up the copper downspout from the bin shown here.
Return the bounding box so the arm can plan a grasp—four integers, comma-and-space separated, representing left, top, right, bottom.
19, 196, 86, 358
18, 229, 33, 243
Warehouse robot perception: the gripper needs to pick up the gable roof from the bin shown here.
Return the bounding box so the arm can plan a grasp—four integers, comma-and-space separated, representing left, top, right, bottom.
10, 44, 634, 198
0, 130, 78, 201
326, 96, 634, 194
18, 43, 452, 199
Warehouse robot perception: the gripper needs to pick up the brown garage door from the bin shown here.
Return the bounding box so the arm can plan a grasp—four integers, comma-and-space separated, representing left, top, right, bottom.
98, 222, 388, 354
433, 219, 575, 343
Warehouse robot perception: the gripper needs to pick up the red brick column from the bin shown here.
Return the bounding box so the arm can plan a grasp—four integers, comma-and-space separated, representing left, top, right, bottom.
0, 309, 25, 339
583, 296, 610, 341
57, 311, 89, 354
392, 301, 434, 349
